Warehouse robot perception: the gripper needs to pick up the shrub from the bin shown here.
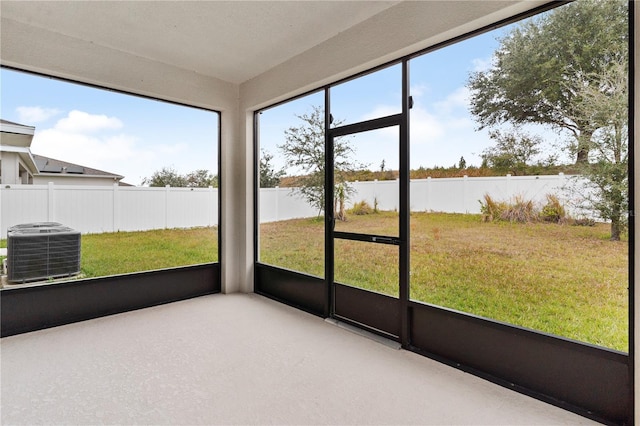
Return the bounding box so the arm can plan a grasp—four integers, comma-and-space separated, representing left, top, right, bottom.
480, 193, 570, 225
350, 200, 374, 215
540, 194, 567, 224
500, 196, 537, 223
480, 194, 507, 222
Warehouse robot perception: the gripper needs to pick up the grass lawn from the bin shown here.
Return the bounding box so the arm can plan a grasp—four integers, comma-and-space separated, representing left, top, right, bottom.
0, 228, 218, 277
80, 227, 218, 277
260, 212, 628, 352
2, 214, 628, 351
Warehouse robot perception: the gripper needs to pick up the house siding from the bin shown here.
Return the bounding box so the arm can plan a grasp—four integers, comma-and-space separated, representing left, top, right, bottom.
32, 176, 119, 186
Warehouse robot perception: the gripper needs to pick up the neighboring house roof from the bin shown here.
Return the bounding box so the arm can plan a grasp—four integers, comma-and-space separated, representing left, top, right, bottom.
1, 118, 35, 127
0, 119, 39, 175
0, 119, 36, 133
32, 154, 124, 180
0, 119, 36, 148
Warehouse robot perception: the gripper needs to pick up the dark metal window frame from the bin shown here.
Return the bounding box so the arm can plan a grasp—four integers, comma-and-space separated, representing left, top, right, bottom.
325, 98, 407, 340
0, 66, 223, 336
254, 2, 635, 424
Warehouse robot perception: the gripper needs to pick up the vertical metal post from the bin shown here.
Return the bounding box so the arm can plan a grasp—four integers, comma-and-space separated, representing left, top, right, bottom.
253, 112, 260, 269
112, 182, 119, 232
400, 59, 410, 347
324, 88, 334, 318
216, 111, 222, 276
47, 182, 55, 222
627, 1, 635, 420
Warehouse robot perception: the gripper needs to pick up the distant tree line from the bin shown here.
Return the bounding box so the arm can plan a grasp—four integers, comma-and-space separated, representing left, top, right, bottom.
143, 166, 218, 188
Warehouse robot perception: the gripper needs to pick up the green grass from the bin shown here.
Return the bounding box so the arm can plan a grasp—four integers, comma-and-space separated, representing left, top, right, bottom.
80, 227, 218, 278
2, 215, 628, 351
260, 212, 628, 351
1, 229, 218, 278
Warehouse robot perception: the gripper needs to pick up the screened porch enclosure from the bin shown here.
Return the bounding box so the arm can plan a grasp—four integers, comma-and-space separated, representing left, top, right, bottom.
1, 1, 636, 425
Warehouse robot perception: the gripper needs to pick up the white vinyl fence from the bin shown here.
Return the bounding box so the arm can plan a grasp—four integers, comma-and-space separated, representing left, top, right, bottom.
1, 183, 218, 237
1, 174, 589, 237
260, 173, 587, 222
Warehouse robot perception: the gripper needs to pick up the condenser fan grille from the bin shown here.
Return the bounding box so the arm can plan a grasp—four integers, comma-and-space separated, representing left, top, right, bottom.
7, 223, 81, 283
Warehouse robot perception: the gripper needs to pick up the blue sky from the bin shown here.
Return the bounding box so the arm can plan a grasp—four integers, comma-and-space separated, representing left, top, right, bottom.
259, 18, 567, 175
1, 11, 566, 186
1, 70, 219, 185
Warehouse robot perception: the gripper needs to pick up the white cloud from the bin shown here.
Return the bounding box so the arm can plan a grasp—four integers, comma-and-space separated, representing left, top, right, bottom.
360, 105, 401, 122
434, 86, 471, 113
16, 106, 61, 124
471, 57, 493, 73
409, 107, 445, 143
29, 110, 188, 185
352, 85, 497, 169
414, 85, 493, 167
32, 128, 138, 166
55, 110, 123, 133
410, 84, 429, 98
157, 142, 188, 155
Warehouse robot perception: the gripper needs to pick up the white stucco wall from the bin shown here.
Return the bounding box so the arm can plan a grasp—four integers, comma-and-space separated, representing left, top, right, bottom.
0, 152, 19, 184
0, 152, 35, 185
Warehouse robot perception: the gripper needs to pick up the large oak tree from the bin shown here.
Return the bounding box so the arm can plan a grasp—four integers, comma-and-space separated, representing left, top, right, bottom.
468, 0, 628, 164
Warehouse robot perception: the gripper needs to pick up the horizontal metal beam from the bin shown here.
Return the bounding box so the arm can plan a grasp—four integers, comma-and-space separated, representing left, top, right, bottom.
333, 231, 400, 245
328, 114, 401, 137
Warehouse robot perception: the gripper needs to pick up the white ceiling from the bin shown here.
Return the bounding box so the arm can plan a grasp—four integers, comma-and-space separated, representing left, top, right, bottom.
1, 1, 400, 84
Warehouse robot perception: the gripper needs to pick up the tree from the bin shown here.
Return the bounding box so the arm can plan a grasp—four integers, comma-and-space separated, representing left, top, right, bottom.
278, 105, 360, 218
185, 169, 218, 188
570, 59, 628, 241
259, 149, 285, 188
458, 156, 466, 169
468, 0, 628, 164
142, 166, 187, 187
481, 129, 542, 175
143, 167, 218, 187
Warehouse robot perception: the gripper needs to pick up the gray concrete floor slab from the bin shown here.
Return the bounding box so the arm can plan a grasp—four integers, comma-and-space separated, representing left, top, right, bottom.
1, 293, 596, 425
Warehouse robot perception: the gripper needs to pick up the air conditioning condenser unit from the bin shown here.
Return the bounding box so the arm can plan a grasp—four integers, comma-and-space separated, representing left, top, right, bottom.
7, 222, 81, 283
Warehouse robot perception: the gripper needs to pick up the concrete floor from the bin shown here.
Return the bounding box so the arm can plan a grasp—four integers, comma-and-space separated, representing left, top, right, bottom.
1, 293, 596, 425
